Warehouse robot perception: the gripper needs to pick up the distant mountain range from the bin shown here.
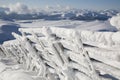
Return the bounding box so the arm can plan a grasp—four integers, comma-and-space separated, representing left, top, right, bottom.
0, 6, 119, 21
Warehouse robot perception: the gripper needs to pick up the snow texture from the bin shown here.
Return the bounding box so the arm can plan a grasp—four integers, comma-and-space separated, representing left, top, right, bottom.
110, 13, 120, 30
0, 13, 120, 80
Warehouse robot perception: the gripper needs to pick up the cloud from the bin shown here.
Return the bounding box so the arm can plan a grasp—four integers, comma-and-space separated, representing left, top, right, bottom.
44, 4, 72, 12
45, 5, 53, 10
0, 2, 72, 14
8, 2, 31, 14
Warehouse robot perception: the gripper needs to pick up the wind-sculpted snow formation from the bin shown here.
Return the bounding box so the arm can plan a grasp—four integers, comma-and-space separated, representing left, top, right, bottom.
0, 25, 120, 80
0, 15, 120, 80
110, 13, 120, 30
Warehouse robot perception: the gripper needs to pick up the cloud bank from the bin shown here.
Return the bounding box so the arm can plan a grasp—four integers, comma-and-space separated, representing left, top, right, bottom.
1, 2, 71, 14
5, 2, 36, 14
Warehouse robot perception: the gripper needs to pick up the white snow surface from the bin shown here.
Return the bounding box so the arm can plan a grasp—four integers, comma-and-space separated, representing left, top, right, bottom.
0, 19, 117, 44
16, 19, 117, 31
110, 13, 120, 30
0, 14, 120, 80
0, 59, 35, 80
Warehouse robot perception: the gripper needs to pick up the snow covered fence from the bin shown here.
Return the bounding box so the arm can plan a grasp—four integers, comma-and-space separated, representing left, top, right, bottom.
17, 27, 103, 80
1, 27, 120, 80
19, 27, 120, 49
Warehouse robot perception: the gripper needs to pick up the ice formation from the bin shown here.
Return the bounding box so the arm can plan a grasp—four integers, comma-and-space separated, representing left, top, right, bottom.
1, 14, 120, 80
1, 25, 120, 80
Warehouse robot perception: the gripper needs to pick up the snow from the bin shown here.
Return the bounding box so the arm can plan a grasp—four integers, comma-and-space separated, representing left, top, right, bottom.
110, 13, 120, 30
0, 18, 117, 44
0, 5, 119, 20
1, 70, 34, 80
0, 10, 120, 80
16, 19, 117, 31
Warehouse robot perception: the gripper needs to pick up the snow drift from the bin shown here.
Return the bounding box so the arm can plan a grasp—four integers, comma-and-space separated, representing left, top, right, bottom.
110, 13, 120, 30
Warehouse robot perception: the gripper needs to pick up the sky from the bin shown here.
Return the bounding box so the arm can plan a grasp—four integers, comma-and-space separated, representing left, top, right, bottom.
0, 0, 120, 10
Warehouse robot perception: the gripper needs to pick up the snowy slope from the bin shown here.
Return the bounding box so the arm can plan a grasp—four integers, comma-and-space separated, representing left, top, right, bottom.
16, 19, 117, 31
0, 11, 120, 80
0, 19, 117, 44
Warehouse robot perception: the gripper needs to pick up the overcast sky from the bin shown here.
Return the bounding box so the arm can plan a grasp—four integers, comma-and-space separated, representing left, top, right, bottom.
0, 0, 120, 10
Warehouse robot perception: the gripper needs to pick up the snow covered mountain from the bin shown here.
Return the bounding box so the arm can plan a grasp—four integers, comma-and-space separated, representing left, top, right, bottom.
0, 14, 120, 79
1, 2, 120, 79
0, 5, 119, 21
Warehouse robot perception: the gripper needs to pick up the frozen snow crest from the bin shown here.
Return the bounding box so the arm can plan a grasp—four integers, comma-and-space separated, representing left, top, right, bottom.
110, 13, 120, 30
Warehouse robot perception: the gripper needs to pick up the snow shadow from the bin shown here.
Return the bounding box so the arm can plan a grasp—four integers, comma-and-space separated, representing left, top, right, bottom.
101, 74, 118, 80
0, 24, 21, 44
